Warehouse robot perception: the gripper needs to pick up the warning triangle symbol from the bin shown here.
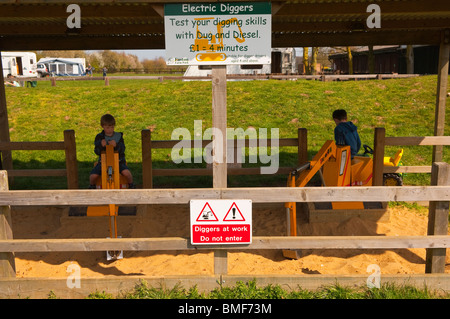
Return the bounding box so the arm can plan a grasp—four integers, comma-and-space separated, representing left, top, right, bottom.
196, 202, 219, 222
223, 202, 246, 221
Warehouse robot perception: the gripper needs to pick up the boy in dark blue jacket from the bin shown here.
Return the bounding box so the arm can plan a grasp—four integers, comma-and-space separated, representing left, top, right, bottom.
332, 109, 361, 159
89, 114, 135, 188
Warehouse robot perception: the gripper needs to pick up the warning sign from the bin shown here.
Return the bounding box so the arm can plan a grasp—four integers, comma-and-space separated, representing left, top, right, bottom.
190, 200, 252, 245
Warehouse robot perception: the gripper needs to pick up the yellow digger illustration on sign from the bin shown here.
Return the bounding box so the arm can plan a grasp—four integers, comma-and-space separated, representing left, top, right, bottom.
191, 17, 245, 62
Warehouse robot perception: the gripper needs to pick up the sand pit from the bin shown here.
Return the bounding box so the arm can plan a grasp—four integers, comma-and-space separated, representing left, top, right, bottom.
10, 203, 450, 278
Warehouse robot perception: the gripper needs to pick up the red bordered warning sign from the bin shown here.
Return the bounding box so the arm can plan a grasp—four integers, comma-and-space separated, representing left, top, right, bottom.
190, 199, 252, 245
195, 202, 219, 222
223, 202, 245, 221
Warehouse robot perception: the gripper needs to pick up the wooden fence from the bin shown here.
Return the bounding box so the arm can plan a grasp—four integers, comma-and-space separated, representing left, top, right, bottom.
0, 130, 78, 189
1, 127, 448, 191
372, 127, 450, 185
0, 127, 448, 279
0, 161, 449, 278
143, 127, 450, 189
14, 73, 420, 86
140, 128, 307, 189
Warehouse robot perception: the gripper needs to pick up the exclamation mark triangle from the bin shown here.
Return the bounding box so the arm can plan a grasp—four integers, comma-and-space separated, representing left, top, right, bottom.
196, 202, 219, 222
223, 202, 245, 221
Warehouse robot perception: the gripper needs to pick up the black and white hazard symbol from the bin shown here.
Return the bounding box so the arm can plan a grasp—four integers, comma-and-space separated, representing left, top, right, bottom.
223, 202, 246, 221
196, 202, 219, 222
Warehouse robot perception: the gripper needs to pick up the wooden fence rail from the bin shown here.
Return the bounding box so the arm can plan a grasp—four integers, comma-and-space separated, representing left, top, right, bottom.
14, 73, 420, 84
0, 130, 78, 189
0, 235, 448, 252
1, 186, 449, 206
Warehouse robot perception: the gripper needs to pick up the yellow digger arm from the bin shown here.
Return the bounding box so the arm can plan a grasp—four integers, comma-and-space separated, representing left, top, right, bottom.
284, 140, 337, 237
293, 140, 337, 187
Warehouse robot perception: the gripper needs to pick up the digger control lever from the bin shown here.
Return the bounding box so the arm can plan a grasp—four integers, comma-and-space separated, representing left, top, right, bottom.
292, 162, 311, 176
107, 166, 113, 182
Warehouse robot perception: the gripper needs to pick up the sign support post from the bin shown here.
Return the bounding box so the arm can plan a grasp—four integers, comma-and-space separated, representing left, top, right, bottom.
211, 65, 228, 274
212, 65, 227, 189
165, 2, 270, 274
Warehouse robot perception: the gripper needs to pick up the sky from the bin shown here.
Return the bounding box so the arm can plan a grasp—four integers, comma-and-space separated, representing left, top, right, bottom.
118, 49, 166, 61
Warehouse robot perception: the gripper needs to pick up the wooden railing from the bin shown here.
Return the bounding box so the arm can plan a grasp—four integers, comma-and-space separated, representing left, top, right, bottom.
0, 127, 448, 193
13, 73, 420, 86
0, 161, 448, 277
140, 128, 308, 189
0, 130, 78, 189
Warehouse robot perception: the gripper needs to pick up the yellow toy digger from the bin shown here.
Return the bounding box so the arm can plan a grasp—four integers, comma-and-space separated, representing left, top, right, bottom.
285, 140, 403, 237
87, 144, 129, 260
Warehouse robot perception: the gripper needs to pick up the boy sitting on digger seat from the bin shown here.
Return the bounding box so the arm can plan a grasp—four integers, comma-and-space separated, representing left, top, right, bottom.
332, 109, 361, 159
89, 113, 135, 189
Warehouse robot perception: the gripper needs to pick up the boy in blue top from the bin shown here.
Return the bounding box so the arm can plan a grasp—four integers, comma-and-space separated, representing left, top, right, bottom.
332, 109, 361, 159
89, 114, 135, 188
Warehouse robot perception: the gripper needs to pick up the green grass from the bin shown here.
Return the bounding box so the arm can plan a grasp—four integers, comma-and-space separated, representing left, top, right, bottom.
4, 75, 449, 189
81, 279, 448, 299
104, 72, 185, 77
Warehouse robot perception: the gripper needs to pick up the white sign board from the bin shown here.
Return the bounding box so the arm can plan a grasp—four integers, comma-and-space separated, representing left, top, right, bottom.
190, 199, 252, 245
164, 2, 271, 65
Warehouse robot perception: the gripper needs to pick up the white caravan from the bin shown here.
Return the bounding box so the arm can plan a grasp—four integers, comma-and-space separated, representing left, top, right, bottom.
1, 51, 38, 78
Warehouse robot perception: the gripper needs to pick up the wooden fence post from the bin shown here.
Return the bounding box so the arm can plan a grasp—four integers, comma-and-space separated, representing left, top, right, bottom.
141, 129, 152, 189
211, 65, 227, 275
0, 171, 15, 278
0, 54, 13, 175
51, 77, 56, 87
64, 130, 78, 189
214, 250, 227, 276
432, 33, 450, 163
297, 128, 308, 166
425, 162, 450, 273
372, 127, 385, 186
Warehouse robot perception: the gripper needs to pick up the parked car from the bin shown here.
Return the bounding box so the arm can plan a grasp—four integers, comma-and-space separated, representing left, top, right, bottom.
36, 63, 50, 77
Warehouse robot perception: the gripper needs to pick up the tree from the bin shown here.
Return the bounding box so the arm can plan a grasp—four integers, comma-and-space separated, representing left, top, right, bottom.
302, 47, 309, 74
100, 50, 120, 71
142, 57, 169, 72
347, 47, 353, 75
36, 50, 88, 61
329, 46, 364, 74
406, 45, 414, 74
87, 52, 103, 70
311, 47, 319, 75
316, 47, 332, 69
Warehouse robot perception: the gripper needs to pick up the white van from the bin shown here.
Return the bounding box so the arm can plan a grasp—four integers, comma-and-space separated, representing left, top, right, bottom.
2, 51, 38, 78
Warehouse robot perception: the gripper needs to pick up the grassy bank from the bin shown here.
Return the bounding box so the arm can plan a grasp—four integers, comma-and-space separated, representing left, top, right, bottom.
56, 279, 448, 299
4, 75, 449, 189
